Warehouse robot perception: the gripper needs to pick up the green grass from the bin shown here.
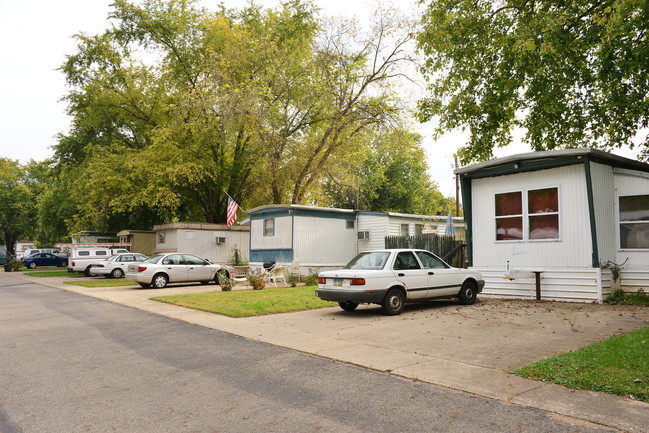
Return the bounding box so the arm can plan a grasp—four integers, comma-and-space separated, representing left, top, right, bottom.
151, 285, 336, 318
514, 327, 649, 402
23, 269, 80, 277
64, 279, 139, 287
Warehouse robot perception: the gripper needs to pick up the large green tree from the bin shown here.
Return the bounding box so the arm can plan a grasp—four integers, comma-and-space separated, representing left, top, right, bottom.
55, 0, 419, 234
0, 159, 36, 253
417, 0, 649, 163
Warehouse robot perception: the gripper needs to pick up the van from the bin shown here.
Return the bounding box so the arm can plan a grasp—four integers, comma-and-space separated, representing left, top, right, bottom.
23, 248, 61, 258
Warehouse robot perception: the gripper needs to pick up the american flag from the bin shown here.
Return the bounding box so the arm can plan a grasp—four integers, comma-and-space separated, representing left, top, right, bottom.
226, 194, 239, 228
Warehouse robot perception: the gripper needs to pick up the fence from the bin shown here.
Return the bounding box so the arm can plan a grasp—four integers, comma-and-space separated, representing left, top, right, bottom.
384, 234, 467, 268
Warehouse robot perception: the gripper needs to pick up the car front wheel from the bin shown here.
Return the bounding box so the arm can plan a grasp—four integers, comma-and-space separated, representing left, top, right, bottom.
152, 273, 168, 289
338, 301, 359, 312
459, 281, 478, 305
381, 288, 405, 316
138, 282, 151, 288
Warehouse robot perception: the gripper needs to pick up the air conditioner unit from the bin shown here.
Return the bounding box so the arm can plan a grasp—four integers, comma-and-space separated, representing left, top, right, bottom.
357, 231, 370, 240
215, 236, 226, 244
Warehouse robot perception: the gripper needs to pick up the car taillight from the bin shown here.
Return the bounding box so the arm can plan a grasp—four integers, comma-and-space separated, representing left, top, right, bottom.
317, 277, 326, 284
71, 261, 75, 266
350, 278, 365, 286
95, 265, 104, 268
137, 266, 147, 272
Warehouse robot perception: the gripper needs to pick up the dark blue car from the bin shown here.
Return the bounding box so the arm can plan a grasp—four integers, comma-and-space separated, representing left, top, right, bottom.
22, 253, 68, 269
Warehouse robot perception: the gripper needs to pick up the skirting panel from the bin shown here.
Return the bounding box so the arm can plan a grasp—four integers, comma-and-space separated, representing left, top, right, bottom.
474, 268, 613, 303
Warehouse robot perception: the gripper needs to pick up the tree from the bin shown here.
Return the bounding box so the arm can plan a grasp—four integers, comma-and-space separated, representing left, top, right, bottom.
416, 0, 649, 163
0, 159, 36, 253
323, 128, 455, 215
56, 0, 419, 233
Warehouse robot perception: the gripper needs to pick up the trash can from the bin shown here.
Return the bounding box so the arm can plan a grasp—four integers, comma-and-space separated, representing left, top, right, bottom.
4, 262, 12, 272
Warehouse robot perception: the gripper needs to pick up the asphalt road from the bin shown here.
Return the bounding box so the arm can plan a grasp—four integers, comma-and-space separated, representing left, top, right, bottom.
0, 274, 616, 432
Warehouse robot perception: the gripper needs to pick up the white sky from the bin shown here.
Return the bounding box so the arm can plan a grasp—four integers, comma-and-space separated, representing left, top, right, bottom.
0, 0, 638, 200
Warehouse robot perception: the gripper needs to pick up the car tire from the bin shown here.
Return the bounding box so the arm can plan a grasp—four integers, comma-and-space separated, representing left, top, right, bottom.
152, 273, 168, 289
84, 266, 96, 277
111, 268, 124, 279
381, 288, 405, 316
338, 301, 359, 312
200, 281, 210, 285
28, 262, 37, 269
138, 282, 151, 288
459, 281, 478, 305
61, 260, 68, 267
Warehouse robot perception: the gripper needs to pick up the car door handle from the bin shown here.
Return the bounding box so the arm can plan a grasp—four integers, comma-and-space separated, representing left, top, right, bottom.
428, 272, 435, 275
398, 273, 405, 277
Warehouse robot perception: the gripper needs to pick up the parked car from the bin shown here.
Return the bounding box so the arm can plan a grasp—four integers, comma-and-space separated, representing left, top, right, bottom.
0, 250, 12, 265
316, 249, 485, 315
125, 253, 233, 288
89, 253, 149, 278
22, 252, 69, 269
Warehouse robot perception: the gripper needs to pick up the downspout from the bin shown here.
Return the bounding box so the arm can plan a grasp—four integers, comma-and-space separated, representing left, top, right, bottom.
459, 175, 473, 266
583, 156, 600, 268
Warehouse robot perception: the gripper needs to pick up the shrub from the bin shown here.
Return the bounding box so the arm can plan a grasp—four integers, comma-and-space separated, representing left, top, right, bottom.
287, 272, 299, 288
217, 270, 233, 292
10, 260, 24, 271
605, 288, 649, 305
247, 268, 266, 290
305, 268, 319, 286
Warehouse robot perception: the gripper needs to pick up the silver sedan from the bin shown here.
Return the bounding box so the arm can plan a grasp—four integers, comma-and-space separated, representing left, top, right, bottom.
89, 253, 148, 278
125, 253, 230, 289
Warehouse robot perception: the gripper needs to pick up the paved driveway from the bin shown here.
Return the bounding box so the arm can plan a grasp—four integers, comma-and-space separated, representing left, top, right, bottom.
14, 272, 649, 432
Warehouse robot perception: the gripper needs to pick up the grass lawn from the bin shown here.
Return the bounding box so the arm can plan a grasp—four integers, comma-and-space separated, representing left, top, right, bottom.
514, 327, 649, 402
23, 269, 81, 277
151, 285, 336, 318
65, 279, 139, 288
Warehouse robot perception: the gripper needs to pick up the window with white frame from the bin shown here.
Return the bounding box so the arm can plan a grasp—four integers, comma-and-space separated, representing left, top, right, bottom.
619, 194, 649, 249
495, 187, 559, 241
346, 220, 355, 229
263, 218, 274, 237
158, 232, 166, 244
400, 224, 409, 236
415, 224, 423, 236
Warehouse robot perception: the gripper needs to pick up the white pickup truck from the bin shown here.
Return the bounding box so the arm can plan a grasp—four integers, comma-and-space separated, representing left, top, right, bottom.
67, 247, 130, 276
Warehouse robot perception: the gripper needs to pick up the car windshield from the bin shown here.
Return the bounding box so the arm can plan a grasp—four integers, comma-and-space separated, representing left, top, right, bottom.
143, 255, 164, 264
344, 252, 390, 270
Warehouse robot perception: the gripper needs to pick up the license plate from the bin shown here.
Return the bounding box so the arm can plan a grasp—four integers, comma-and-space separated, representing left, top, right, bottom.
333, 279, 343, 287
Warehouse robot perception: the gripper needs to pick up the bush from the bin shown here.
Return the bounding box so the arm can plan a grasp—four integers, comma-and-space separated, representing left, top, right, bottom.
287, 272, 299, 288
305, 268, 319, 286
605, 288, 649, 305
10, 260, 24, 271
217, 270, 233, 292
247, 268, 266, 290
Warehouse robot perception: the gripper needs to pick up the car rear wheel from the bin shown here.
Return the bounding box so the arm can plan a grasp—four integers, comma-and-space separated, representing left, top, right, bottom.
28, 262, 37, 269
459, 281, 478, 305
152, 273, 168, 289
111, 268, 124, 279
381, 288, 405, 316
84, 266, 96, 277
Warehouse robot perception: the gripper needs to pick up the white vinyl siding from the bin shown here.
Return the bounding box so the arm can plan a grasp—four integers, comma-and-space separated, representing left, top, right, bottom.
293, 216, 356, 266
251, 216, 292, 250
471, 165, 591, 269
356, 214, 389, 252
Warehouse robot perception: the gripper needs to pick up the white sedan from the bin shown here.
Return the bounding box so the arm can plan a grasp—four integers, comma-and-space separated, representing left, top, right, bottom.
125, 253, 231, 289
316, 249, 485, 315
89, 253, 148, 278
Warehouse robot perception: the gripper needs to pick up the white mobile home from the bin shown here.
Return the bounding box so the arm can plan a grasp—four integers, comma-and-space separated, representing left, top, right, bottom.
247, 205, 466, 272
153, 222, 249, 264
456, 148, 649, 302
247, 205, 357, 272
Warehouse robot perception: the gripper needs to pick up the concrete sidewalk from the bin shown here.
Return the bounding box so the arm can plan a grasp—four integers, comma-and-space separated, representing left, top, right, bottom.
15, 273, 649, 432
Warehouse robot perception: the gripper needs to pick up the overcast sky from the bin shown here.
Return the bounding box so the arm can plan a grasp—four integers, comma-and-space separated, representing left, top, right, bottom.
0, 0, 541, 199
